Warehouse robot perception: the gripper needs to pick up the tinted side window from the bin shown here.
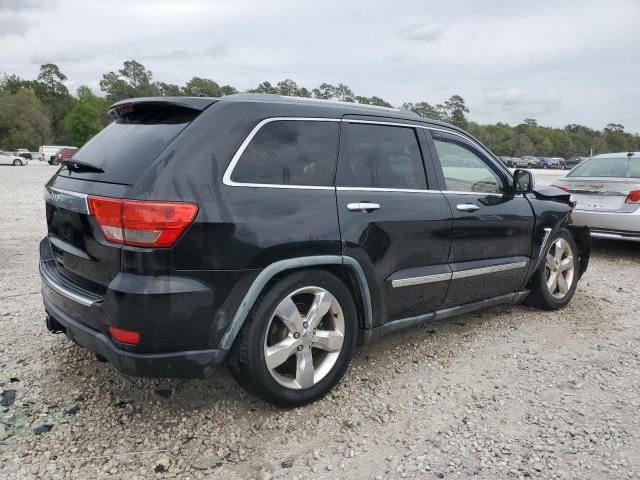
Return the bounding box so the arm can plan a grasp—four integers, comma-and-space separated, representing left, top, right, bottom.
231, 120, 339, 186
338, 123, 427, 189
433, 137, 503, 193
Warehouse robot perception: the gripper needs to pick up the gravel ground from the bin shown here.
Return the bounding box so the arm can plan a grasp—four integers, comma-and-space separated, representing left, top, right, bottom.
1, 164, 639, 480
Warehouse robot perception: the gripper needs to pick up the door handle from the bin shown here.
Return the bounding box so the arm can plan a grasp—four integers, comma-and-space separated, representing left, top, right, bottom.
347, 202, 380, 212
456, 203, 480, 212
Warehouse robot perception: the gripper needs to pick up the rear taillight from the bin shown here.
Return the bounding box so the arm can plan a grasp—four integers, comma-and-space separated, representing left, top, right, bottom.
88, 196, 198, 247
625, 190, 640, 204
551, 184, 569, 192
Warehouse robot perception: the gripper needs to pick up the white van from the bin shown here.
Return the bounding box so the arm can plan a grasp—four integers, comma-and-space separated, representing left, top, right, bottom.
39, 145, 71, 163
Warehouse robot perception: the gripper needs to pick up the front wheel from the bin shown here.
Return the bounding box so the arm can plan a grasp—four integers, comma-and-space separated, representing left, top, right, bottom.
12, 159, 23, 166
228, 270, 358, 406
525, 229, 579, 310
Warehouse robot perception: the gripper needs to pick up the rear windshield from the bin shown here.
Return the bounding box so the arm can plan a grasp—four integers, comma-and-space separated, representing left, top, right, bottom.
568, 156, 640, 178
56, 104, 200, 185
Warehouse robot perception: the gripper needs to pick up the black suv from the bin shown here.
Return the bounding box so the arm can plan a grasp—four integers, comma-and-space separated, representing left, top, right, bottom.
40, 94, 590, 405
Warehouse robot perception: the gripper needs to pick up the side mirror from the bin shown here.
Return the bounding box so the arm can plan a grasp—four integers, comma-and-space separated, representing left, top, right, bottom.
513, 169, 534, 193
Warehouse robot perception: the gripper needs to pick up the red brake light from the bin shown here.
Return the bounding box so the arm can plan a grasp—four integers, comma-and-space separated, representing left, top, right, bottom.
88, 196, 198, 247
88, 196, 124, 243
625, 190, 640, 204
552, 184, 569, 192
108, 326, 140, 345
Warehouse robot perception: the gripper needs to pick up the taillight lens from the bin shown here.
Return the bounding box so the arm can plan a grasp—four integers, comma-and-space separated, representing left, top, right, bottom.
625, 190, 640, 204
88, 196, 198, 247
551, 184, 569, 192
108, 326, 140, 345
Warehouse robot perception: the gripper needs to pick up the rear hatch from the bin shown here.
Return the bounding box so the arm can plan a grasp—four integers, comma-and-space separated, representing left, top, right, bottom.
559, 156, 640, 212
44, 98, 214, 295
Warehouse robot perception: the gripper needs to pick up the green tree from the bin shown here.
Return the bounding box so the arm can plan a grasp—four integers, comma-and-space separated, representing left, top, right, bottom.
220, 85, 238, 96
0, 74, 29, 94
64, 86, 107, 147
402, 101, 446, 121
100, 60, 158, 103
275, 79, 311, 97
0, 88, 51, 150
443, 95, 469, 129
155, 82, 181, 96
356, 95, 392, 107
248, 81, 279, 94
182, 77, 222, 97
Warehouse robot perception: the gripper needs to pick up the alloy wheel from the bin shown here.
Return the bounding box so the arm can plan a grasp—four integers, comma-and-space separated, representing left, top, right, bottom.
545, 238, 575, 299
263, 286, 345, 390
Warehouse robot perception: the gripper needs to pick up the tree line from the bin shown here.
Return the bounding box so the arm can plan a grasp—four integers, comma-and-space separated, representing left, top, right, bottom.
1, 60, 637, 157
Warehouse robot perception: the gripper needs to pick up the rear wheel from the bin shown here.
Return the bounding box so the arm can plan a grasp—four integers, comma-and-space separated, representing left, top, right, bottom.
228, 270, 358, 406
12, 159, 22, 166
525, 229, 578, 310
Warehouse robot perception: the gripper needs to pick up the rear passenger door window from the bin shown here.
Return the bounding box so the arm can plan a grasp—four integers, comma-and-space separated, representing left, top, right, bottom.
337, 123, 427, 189
230, 120, 339, 187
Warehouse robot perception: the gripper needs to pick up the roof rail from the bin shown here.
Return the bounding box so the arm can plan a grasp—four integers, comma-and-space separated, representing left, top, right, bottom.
225, 93, 419, 117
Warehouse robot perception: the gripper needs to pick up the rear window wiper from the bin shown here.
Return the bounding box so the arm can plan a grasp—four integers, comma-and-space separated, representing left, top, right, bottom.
61, 159, 104, 173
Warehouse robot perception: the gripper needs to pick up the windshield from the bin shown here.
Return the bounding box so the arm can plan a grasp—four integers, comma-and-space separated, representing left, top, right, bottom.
568, 156, 640, 178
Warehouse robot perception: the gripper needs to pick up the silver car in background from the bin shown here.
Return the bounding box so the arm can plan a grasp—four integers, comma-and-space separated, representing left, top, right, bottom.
553, 152, 640, 242
0, 150, 28, 166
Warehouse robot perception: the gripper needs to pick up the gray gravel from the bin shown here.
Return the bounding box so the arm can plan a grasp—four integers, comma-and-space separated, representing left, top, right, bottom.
1, 163, 639, 479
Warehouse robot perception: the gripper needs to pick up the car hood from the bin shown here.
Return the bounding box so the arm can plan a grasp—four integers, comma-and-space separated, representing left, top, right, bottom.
532, 186, 572, 204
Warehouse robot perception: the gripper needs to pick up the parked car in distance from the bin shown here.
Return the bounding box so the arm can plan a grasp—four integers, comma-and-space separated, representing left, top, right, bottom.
522, 156, 542, 168
509, 157, 530, 168
40, 94, 590, 406
0, 150, 28, 166
553, 152, 640, 242
39, 145, 71, 163
539, 157, 560, 169
17, 148, 32, 160
52, 147, 79, 165
564, 157, 588, 169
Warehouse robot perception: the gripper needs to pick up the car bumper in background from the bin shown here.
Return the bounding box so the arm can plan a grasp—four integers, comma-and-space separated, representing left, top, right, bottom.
571, 208, 640, 242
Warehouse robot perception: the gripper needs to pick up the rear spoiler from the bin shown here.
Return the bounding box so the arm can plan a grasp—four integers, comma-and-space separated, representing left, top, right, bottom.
108, 96, 218, 118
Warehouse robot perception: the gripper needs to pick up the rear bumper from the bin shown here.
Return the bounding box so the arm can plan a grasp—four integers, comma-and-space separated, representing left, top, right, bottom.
571, 208, 640, 240
589, 229, 640, 242
43, 293, 225, 378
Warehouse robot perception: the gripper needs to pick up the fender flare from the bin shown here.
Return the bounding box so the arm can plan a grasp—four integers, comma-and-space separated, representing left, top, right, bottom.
217, 255, 373, 352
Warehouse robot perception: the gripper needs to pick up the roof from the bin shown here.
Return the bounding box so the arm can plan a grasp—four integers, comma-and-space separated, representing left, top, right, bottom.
592, 152, 640, 159
108, 93, 458, 131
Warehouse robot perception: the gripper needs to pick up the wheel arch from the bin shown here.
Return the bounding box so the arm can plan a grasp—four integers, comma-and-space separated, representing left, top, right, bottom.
218, 255, 373, 353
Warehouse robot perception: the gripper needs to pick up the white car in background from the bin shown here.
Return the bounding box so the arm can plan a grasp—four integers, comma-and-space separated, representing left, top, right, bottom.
0, 150, 28, 166
552, 152, 640, 242
39, 145, 71, 163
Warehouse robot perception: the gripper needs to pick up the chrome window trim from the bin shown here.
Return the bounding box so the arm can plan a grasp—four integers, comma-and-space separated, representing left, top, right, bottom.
222, 117, 340, 190
451, 261, 528, 280
427, 127, 513, 177
391, 272, 452, 288
441, 190, 505, 197
222, 116, 511, 191
337, 186, 441, 194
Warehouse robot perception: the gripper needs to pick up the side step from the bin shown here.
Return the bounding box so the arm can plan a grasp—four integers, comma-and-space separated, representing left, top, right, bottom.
359, 290, 530, 343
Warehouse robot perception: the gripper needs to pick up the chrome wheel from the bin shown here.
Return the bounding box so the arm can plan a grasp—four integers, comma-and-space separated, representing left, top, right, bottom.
263, 286, 345, 390
545, 238, 575, 299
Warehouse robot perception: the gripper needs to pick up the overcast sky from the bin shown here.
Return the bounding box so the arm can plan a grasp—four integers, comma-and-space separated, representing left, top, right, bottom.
2, 0, 639, 131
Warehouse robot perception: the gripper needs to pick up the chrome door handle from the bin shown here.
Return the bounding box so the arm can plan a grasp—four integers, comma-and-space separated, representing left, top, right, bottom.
456, 203, 480, 212
347, 202, 380, 212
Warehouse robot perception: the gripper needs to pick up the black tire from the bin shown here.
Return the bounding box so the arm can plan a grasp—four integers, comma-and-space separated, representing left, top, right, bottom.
12, 159, 22, 166
525, 228, 579, 310
227, 270, 358, 406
